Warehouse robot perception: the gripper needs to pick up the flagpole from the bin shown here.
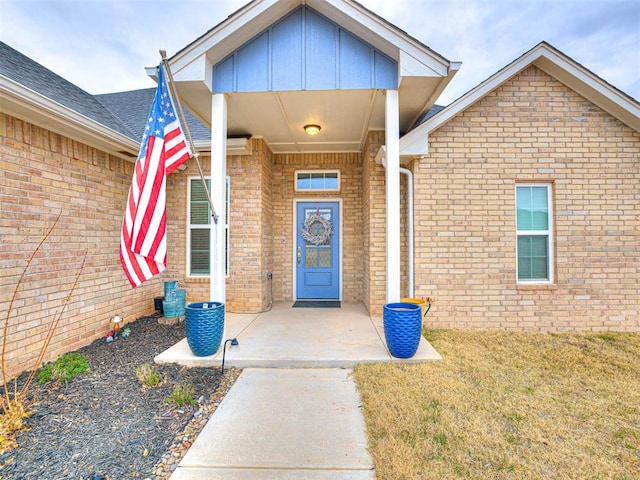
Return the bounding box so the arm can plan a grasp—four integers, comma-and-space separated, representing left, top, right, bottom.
159, 50, 219, 225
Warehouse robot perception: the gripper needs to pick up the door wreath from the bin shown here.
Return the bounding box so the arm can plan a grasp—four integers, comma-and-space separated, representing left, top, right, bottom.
301, 214, 333, 245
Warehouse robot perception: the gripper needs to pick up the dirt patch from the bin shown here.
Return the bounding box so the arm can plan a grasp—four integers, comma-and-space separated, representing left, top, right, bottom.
0, 314, 238, 479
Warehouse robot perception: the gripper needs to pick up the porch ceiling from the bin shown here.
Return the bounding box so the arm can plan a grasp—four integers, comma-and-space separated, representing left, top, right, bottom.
228, 89, 385, 154
176, 77, 443, 154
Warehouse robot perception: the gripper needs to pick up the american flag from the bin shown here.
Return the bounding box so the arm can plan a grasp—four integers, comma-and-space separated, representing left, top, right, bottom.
120, 64, 191, 288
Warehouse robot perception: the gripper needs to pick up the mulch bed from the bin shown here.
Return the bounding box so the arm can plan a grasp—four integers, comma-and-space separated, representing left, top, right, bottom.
0, 314, 239, 480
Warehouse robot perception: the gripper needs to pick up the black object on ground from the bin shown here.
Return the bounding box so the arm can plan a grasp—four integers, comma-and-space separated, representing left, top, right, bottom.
292, 300, 341, 308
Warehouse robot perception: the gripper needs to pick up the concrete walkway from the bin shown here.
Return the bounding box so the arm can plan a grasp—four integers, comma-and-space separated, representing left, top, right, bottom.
170, 368, 375, 479
157, 302, 441, 479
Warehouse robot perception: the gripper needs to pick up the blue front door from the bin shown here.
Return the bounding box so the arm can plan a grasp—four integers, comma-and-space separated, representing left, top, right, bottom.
296, 202, 340, 299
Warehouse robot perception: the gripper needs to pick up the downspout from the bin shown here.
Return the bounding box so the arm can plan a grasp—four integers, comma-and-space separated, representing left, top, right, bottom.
400, 166, 414, 298
375, 147, 415, 298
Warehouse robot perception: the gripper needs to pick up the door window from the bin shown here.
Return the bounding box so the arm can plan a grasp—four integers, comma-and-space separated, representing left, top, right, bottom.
303, 208, 332, 268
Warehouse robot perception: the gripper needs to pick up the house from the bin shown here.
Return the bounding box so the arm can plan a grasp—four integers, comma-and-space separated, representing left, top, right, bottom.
1, 0, 638, 380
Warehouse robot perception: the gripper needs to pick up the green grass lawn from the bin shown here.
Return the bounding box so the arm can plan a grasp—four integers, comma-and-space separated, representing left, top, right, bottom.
354, 330, 640, 480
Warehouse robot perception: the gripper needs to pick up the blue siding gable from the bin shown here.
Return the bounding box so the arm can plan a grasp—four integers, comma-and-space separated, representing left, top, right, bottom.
213, 6, 398, 93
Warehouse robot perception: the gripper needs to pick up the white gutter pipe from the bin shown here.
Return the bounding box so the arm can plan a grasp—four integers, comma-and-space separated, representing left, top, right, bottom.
375, 147, 415, 298
399, 166, 414, 298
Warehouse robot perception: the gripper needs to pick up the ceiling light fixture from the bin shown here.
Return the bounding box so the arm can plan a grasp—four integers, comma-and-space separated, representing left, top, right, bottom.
303, 124, 321, 136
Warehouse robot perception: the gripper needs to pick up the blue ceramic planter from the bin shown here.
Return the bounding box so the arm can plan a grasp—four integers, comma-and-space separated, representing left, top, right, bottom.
383, 302, 422, 359
185, 302, 224, 357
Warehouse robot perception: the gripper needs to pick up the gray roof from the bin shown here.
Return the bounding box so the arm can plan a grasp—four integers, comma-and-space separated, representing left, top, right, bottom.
96, 89, 211, 143
0, 41, 210, 144
95, 88, 157, 141
411, 105, 446, 130
0, 42, 134, 138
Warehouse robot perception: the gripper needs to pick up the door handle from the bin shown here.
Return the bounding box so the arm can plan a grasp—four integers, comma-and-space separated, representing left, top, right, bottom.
297, 246, 302, 267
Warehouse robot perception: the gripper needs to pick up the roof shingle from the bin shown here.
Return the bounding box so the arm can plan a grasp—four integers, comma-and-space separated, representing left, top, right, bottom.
96, 89, 210, 143
0, 41, 135, 139
0, 41, 210, 144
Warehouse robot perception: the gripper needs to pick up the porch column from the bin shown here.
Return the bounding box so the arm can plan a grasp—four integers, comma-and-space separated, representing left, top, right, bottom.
385, 89, 401, 303
210, 93, 227, 303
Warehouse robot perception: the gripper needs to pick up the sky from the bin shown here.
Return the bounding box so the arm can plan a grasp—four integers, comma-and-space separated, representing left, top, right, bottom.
1, 0, 638, 105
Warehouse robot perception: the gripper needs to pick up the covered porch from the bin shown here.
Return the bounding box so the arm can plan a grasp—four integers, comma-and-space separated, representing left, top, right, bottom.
161, 0, 459, 316
154, 302, 441, 368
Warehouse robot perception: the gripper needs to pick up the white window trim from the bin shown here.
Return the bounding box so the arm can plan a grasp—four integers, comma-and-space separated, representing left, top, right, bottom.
187, 175, 230, 278
294, 170, 341, 192
515, 183, 554, 284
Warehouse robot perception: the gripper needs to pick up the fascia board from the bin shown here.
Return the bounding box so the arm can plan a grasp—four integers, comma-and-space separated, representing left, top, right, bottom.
169, 55, 214, 86
399, 130, 429, 158
0, 76, 139, 159
144, 66, 157, 79
399, 50, 447, 78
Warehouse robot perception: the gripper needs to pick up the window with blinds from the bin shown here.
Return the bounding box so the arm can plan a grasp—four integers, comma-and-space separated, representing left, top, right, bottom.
188, 177, 229, 276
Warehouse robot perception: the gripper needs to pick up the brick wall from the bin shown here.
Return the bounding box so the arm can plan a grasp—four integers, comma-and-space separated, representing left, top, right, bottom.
0, 113, 158, 380
413, 66, 639, 331
361, 131, 387, 317
260, 142, 275, 309
166, 138, 273, 313
226, 141, 270, 311
400, 169, 409, 299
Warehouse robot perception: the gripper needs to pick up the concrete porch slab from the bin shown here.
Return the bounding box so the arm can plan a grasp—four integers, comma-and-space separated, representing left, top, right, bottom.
170, 368, 375, 480
154, 302, 441, 368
